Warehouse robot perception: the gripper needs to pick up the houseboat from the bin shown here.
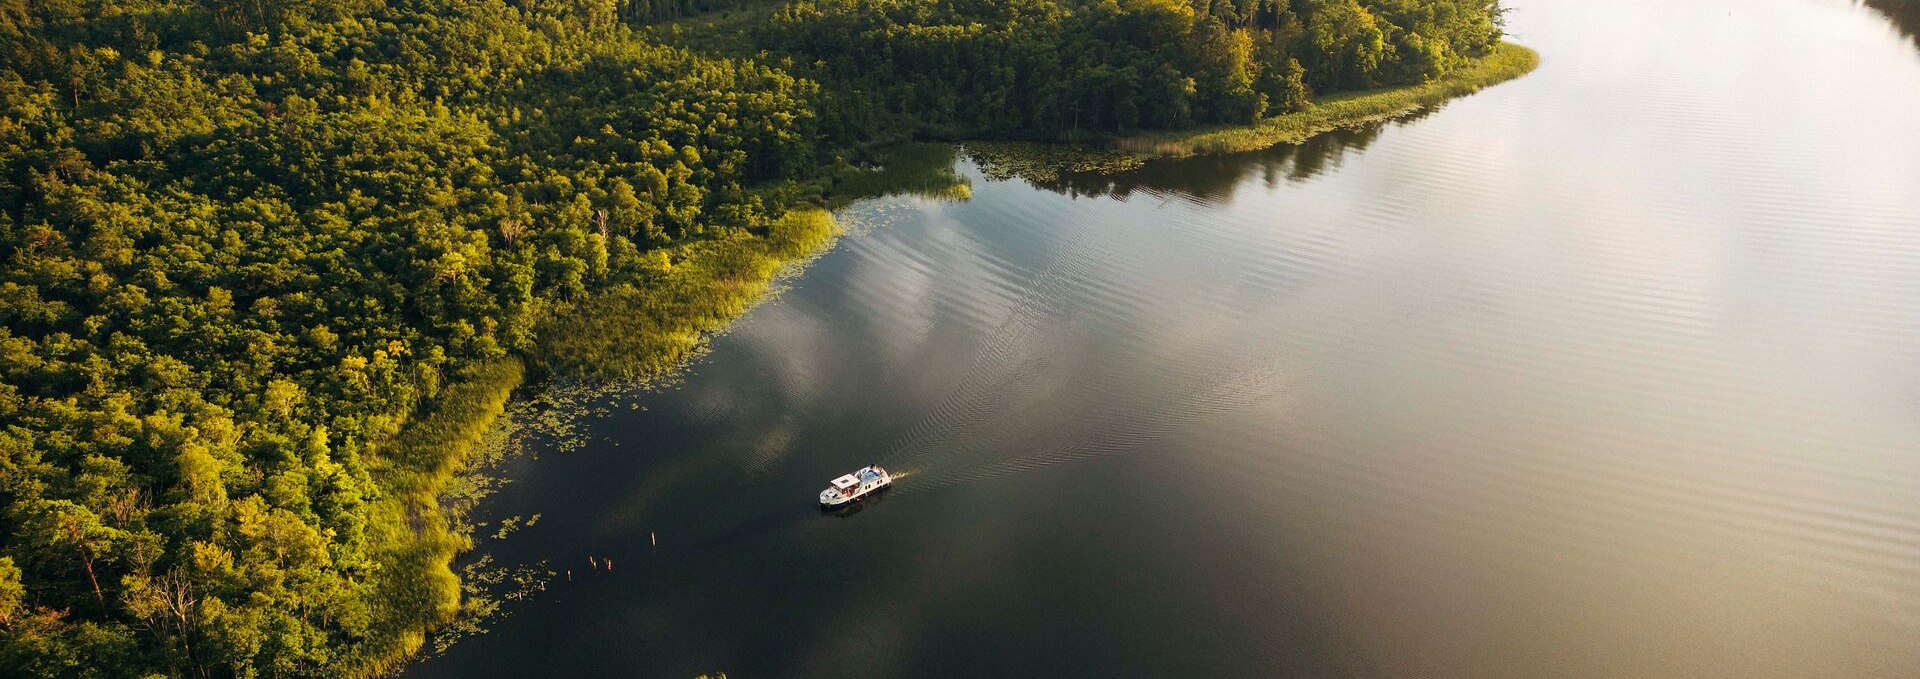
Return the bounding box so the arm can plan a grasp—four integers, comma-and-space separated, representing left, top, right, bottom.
819, 465, 891, 509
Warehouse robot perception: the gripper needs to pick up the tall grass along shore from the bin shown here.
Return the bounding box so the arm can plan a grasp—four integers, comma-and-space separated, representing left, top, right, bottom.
359, 209, 836, 672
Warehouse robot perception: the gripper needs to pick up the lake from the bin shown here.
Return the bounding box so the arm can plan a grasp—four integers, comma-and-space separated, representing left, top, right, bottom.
409, 0, 1920, 676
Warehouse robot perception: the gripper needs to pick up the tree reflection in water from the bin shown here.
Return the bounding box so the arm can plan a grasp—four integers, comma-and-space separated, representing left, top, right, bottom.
973, 107, 1440, 205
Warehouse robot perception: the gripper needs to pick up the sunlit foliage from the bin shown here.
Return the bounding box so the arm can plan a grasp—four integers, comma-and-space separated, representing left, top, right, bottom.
0, 0, 823, 675
748, 0, 1507, 138
0, 0, 1507, 675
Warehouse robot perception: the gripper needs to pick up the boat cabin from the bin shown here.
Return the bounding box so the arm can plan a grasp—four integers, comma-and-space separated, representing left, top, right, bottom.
820, 465, 891, 508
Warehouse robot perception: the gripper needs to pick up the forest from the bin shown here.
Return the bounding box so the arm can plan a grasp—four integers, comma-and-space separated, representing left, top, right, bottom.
747, 0, 1506, 139
0, 0, 1506, 675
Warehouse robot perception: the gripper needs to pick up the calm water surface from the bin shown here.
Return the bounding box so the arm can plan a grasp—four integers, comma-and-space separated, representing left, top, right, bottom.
412, 0, 1920, 676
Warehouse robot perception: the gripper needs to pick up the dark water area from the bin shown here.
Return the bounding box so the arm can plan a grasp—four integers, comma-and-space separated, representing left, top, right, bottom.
410, 0, 1920, 676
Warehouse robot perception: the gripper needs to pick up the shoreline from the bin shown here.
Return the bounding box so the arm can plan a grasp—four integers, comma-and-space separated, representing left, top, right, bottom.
1114, 42, 1540, 159
382, 44, 1541, 673
958, 43, 1539, 185
364, 210, 837, 675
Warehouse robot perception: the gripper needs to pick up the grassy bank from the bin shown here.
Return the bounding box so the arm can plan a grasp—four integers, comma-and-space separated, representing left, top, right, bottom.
359, 210, 836, 673
1115, 42, 1540, 158
538, 209, 839, 380
360, 358, 526, 675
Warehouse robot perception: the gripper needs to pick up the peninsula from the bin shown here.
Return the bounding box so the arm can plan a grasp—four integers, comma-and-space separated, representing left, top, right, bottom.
0, 0, 1531, 675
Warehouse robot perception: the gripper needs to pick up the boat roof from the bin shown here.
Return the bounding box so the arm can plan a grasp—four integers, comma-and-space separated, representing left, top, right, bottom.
831, 474, 859, 489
